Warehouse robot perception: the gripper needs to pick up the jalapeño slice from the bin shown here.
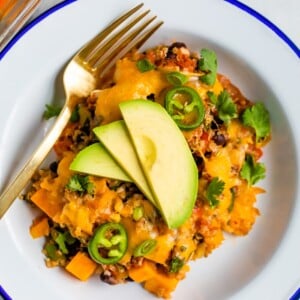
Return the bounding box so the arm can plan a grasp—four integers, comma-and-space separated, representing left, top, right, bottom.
88, 222, 128, 264
164, 86, 205, 130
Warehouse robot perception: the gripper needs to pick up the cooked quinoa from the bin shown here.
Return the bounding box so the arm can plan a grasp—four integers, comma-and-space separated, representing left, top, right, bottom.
25, 42, 270, 299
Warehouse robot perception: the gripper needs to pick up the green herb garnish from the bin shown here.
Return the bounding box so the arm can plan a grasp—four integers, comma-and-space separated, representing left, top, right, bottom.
216, 90, 238, 123
166, 71, 188, 86
199, 48, 218, 85
169, 257, 184, 273
228, 187, 236, 212
133, 206, 144, 221
136, 59, 155, 73
208, 90, 237, 124
70, 105, 80, 122
66, 174, 94, 194
43, 104, 62, 120
44, 243, 60, 260
53, 230, 76, 254
242, 102, 270, 141
206, 177, 225, 207
133, 239, 157, 257
240, 154, 266, 186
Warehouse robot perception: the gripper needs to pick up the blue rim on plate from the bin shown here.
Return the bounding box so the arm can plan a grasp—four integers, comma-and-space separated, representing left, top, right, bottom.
0, 285, 12, 300
0, 0, 299, 60
0, 1, 299, 299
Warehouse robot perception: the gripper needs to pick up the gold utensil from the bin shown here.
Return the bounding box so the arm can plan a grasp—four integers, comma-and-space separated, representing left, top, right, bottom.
0, 3, 163, 218
0, 0, 40, 52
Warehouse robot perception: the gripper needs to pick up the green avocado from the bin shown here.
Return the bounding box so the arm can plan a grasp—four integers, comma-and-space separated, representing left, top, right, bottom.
120, 100, 198, 229
69, 143, 132, 182
93, 120, 156, 205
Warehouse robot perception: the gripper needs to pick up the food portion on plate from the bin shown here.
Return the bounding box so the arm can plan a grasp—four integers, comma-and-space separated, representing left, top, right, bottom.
24, 42, 271, 299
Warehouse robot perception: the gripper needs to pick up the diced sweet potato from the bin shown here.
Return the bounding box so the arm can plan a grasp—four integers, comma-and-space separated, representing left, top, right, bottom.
128, 259, 157, 283
31, 189, 63, 218
144, 271, 179, 299
65, 252, 97, 281
29, 216, 50, 238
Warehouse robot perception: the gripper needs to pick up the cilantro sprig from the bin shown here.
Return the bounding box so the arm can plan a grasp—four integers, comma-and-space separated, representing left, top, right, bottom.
169, 257, 184, 273
66, 174, 94, 194
43, 104, 62, 120
208, 90, 238, 124
206, 177, 225, 207
242, 102, 270, 141
199, 48, 218, 85
240, 154, 266, 185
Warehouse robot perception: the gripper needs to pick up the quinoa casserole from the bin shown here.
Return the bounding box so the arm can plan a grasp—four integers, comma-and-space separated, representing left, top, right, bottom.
24, 42, 271, 299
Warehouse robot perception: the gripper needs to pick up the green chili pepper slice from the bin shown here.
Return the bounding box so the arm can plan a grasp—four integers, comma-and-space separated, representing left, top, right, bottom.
88, 222, 128, 264
164, 86, 205, 130
133, 239, 157, 257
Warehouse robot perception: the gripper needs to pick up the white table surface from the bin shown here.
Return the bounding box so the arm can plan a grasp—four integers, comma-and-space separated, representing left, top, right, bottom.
33, 0, 300, 48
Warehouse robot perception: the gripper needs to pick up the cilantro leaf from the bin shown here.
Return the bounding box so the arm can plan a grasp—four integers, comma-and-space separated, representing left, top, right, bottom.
206, 177, 225, 207
66, 174, 94, 194
207, 91, 218, 105
169, 257, 184, 273
216, 90, 238, 123
199, 48, 218, 85
242, 103, 270, 141
208, 90, 237, 124
43, 104, 62, 120
70, 105, 80, 122
240, 154, 266, 185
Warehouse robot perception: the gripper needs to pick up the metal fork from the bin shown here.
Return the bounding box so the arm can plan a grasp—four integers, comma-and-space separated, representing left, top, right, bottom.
0, 3, 163, 218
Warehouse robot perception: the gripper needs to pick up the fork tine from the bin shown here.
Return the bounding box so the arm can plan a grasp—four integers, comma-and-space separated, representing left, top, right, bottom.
96, 21, 164, 78
91, 15, 158, 70
128, 21, 164, 52
77, 3, 144, 61
87, 10, 151, 68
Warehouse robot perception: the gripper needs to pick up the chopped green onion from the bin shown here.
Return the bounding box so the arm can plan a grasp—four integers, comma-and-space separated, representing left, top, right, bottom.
133, 239, 157, 257
136, 59, 155, 72
44, 243, 59, 260
228, 187, 236, 212
133, 206, 144, 221
166, 71, 188, 86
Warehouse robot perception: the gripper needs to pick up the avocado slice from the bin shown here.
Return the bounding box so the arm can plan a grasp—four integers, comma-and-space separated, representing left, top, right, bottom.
70, 143, 132, 182
120, 100, 198, 229
93, 121, 156, 205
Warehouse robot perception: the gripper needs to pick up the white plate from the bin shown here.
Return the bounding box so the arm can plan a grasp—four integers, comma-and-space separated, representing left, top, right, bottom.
0, 0, 299, 299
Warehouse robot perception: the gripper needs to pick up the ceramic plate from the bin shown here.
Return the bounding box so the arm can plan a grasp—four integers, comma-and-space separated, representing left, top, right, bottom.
0, 1, 299, 299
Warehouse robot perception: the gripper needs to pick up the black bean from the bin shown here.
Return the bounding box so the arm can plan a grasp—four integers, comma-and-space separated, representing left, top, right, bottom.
100, 270, 119, 285
204, 151, 212, 158
213, 133, 226, 146
49, 161, 58, 173
167, 42, 187, 58
146, 93, 155, 101
168, 42, 187, 51
193, 233, 204, 243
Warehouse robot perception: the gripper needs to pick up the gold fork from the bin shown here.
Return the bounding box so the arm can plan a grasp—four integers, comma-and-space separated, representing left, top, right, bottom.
0, 3, 163, 218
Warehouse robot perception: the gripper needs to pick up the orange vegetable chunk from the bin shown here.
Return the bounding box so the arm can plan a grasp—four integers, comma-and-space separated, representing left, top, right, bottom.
128, 259, 157, 283
144, 271, 179, 299
31, 189, 63, 218
65, 252, 97, 281
29, 216, 50, 238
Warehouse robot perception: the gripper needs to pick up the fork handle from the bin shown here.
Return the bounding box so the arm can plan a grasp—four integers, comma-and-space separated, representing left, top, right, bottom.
0, 105, 71, 219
